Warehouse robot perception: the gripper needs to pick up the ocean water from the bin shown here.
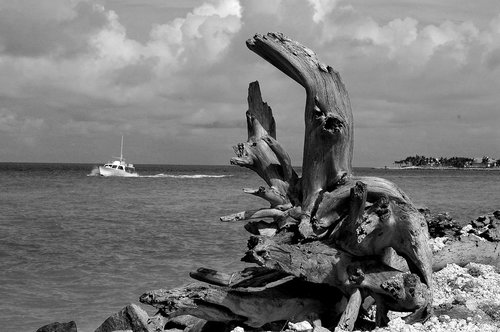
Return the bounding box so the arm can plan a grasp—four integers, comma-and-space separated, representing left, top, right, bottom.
0, 163, 498, 332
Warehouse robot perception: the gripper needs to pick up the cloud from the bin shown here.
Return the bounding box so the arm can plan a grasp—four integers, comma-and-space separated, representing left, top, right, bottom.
0, 1, 108, 57
0, 0, 499, 164
306, 0, 340, 23
0, 107, 45, 147
146, 0, 242, 69
0, 0, 244, 115
316, 6, 484, 71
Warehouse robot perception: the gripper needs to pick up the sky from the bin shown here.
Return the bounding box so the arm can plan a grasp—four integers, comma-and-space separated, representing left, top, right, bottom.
0, 0, 499, 167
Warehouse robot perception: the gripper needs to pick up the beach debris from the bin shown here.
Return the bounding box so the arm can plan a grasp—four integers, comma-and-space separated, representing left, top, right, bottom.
140, 278, 342, 329
226, 32, 432, 330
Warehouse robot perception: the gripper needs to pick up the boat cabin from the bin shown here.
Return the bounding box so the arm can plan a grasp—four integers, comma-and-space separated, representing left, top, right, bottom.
103, 161, 136, 174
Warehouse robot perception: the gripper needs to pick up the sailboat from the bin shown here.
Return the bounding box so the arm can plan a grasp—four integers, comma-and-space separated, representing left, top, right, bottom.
98, 136, 138, 177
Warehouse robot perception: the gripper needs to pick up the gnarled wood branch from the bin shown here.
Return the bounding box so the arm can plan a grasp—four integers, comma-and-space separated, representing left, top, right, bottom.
242, 187, 288, 208
247, 33, 353, 211
140, 279, 344, 329
230, 81, 295, 204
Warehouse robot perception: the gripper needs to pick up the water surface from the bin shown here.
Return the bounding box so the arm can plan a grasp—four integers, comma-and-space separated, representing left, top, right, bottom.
1, 163, 498, 332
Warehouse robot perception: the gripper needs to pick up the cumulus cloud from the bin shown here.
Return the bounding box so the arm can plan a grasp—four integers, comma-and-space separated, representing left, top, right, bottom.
0, 0, 499, 164
316, 5, 486, 71
0, 0, 243, 96
307, 0, 340, 23
0, 1, 107, 57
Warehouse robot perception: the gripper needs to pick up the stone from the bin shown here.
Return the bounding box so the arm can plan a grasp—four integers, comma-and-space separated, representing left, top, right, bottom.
426, 212, 462, 237
434, 302, 496, 326
312, 326, 331, 332
165, 315, 204, 330
94, 303, 155, 332
479, 303, 500, 322
288, 321, 313, 331
230, 327, 244, 332
483, 220, 500, 241
197, 321, 231, 332
36, 321, 77, 332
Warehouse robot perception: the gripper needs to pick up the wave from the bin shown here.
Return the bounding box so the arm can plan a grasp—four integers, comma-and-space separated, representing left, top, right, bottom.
86, 166, 231, 178
87, 167, 101, 176
139, 174, 231, 179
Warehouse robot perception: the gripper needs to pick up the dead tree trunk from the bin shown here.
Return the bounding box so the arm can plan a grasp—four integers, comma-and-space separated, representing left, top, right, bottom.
141, 270, 345, 329
230, 33, 433, 288
229, 32, 433, 329
247, 33, 353, 211
141, 33, 436, 331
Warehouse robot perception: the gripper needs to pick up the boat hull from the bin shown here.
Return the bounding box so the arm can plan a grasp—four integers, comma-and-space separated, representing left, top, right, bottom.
98, 166, 138, 177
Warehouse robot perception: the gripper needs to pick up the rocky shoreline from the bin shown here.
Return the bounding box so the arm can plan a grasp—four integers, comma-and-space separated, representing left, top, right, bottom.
36, 210, 500, 332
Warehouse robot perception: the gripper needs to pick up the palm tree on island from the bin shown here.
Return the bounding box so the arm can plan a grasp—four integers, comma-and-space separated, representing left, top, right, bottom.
394, 155, 499, 168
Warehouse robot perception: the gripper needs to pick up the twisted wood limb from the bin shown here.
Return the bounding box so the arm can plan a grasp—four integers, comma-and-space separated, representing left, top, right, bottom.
247, 81, 276, 140
140, 280, 344, 328
242, 187, 288, 208
336, 289, 361, 332
261, 136, 298, 185
220, 208, 285, 222
230, 82, 293, 202
313, 177, 433, 290
247, 33, 353, 211
243, 235, 431, 330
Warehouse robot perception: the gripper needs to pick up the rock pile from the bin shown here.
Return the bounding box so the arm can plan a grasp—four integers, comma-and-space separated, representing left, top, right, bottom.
462, 210, 500, 241
351, 262, 500, 332
424, 209, 500, 241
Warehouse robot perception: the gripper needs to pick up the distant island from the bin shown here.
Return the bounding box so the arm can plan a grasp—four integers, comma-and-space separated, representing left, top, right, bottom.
394, 155, 500, 169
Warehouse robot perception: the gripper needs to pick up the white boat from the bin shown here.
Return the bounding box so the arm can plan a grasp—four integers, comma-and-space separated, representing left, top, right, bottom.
98, 136, 138, 177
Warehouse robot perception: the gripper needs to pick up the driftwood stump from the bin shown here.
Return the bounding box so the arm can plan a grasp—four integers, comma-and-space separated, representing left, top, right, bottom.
141, 33, 436, 331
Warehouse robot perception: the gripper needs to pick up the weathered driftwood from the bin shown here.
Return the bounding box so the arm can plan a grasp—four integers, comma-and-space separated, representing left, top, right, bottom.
230, 81, 297, 207
226, 32, 433, 288
140, 275, 345, 329
224, 32, 433, 329
142, 32, 435, 331
247, 33, 354, 212
243, 232, 432, 325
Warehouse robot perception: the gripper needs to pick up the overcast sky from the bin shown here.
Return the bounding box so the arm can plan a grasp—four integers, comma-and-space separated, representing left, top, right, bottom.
0, 0, 499, 166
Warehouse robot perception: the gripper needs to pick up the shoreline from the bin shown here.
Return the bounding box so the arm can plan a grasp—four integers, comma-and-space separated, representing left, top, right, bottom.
379, 166, 500, 171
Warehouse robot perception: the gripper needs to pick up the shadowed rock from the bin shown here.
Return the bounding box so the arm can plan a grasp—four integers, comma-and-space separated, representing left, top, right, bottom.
36, 321, 77, 332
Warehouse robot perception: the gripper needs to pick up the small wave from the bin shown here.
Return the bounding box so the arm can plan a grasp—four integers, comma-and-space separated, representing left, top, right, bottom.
87, 167, 101, 176
139, 174, 231, 179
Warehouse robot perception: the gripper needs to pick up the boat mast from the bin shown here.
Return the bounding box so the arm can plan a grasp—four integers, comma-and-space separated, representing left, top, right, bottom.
120, 135, 124, 162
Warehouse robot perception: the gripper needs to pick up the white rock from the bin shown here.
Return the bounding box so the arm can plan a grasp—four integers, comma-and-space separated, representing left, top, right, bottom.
230, 327, 244, 332
288, 320, 313, 331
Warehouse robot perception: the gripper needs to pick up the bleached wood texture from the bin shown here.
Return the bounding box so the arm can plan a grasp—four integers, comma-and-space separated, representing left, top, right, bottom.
246, 33, 353, 211
142, 33, 438, 332
223, 32, 434, 330
140, 279, 344, 328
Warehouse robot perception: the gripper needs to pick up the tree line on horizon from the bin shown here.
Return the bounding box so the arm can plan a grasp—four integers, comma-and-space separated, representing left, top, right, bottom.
394, 155, 500, 168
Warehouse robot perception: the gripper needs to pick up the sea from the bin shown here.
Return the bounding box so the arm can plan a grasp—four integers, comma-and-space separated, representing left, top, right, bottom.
1, 163, 499, 332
